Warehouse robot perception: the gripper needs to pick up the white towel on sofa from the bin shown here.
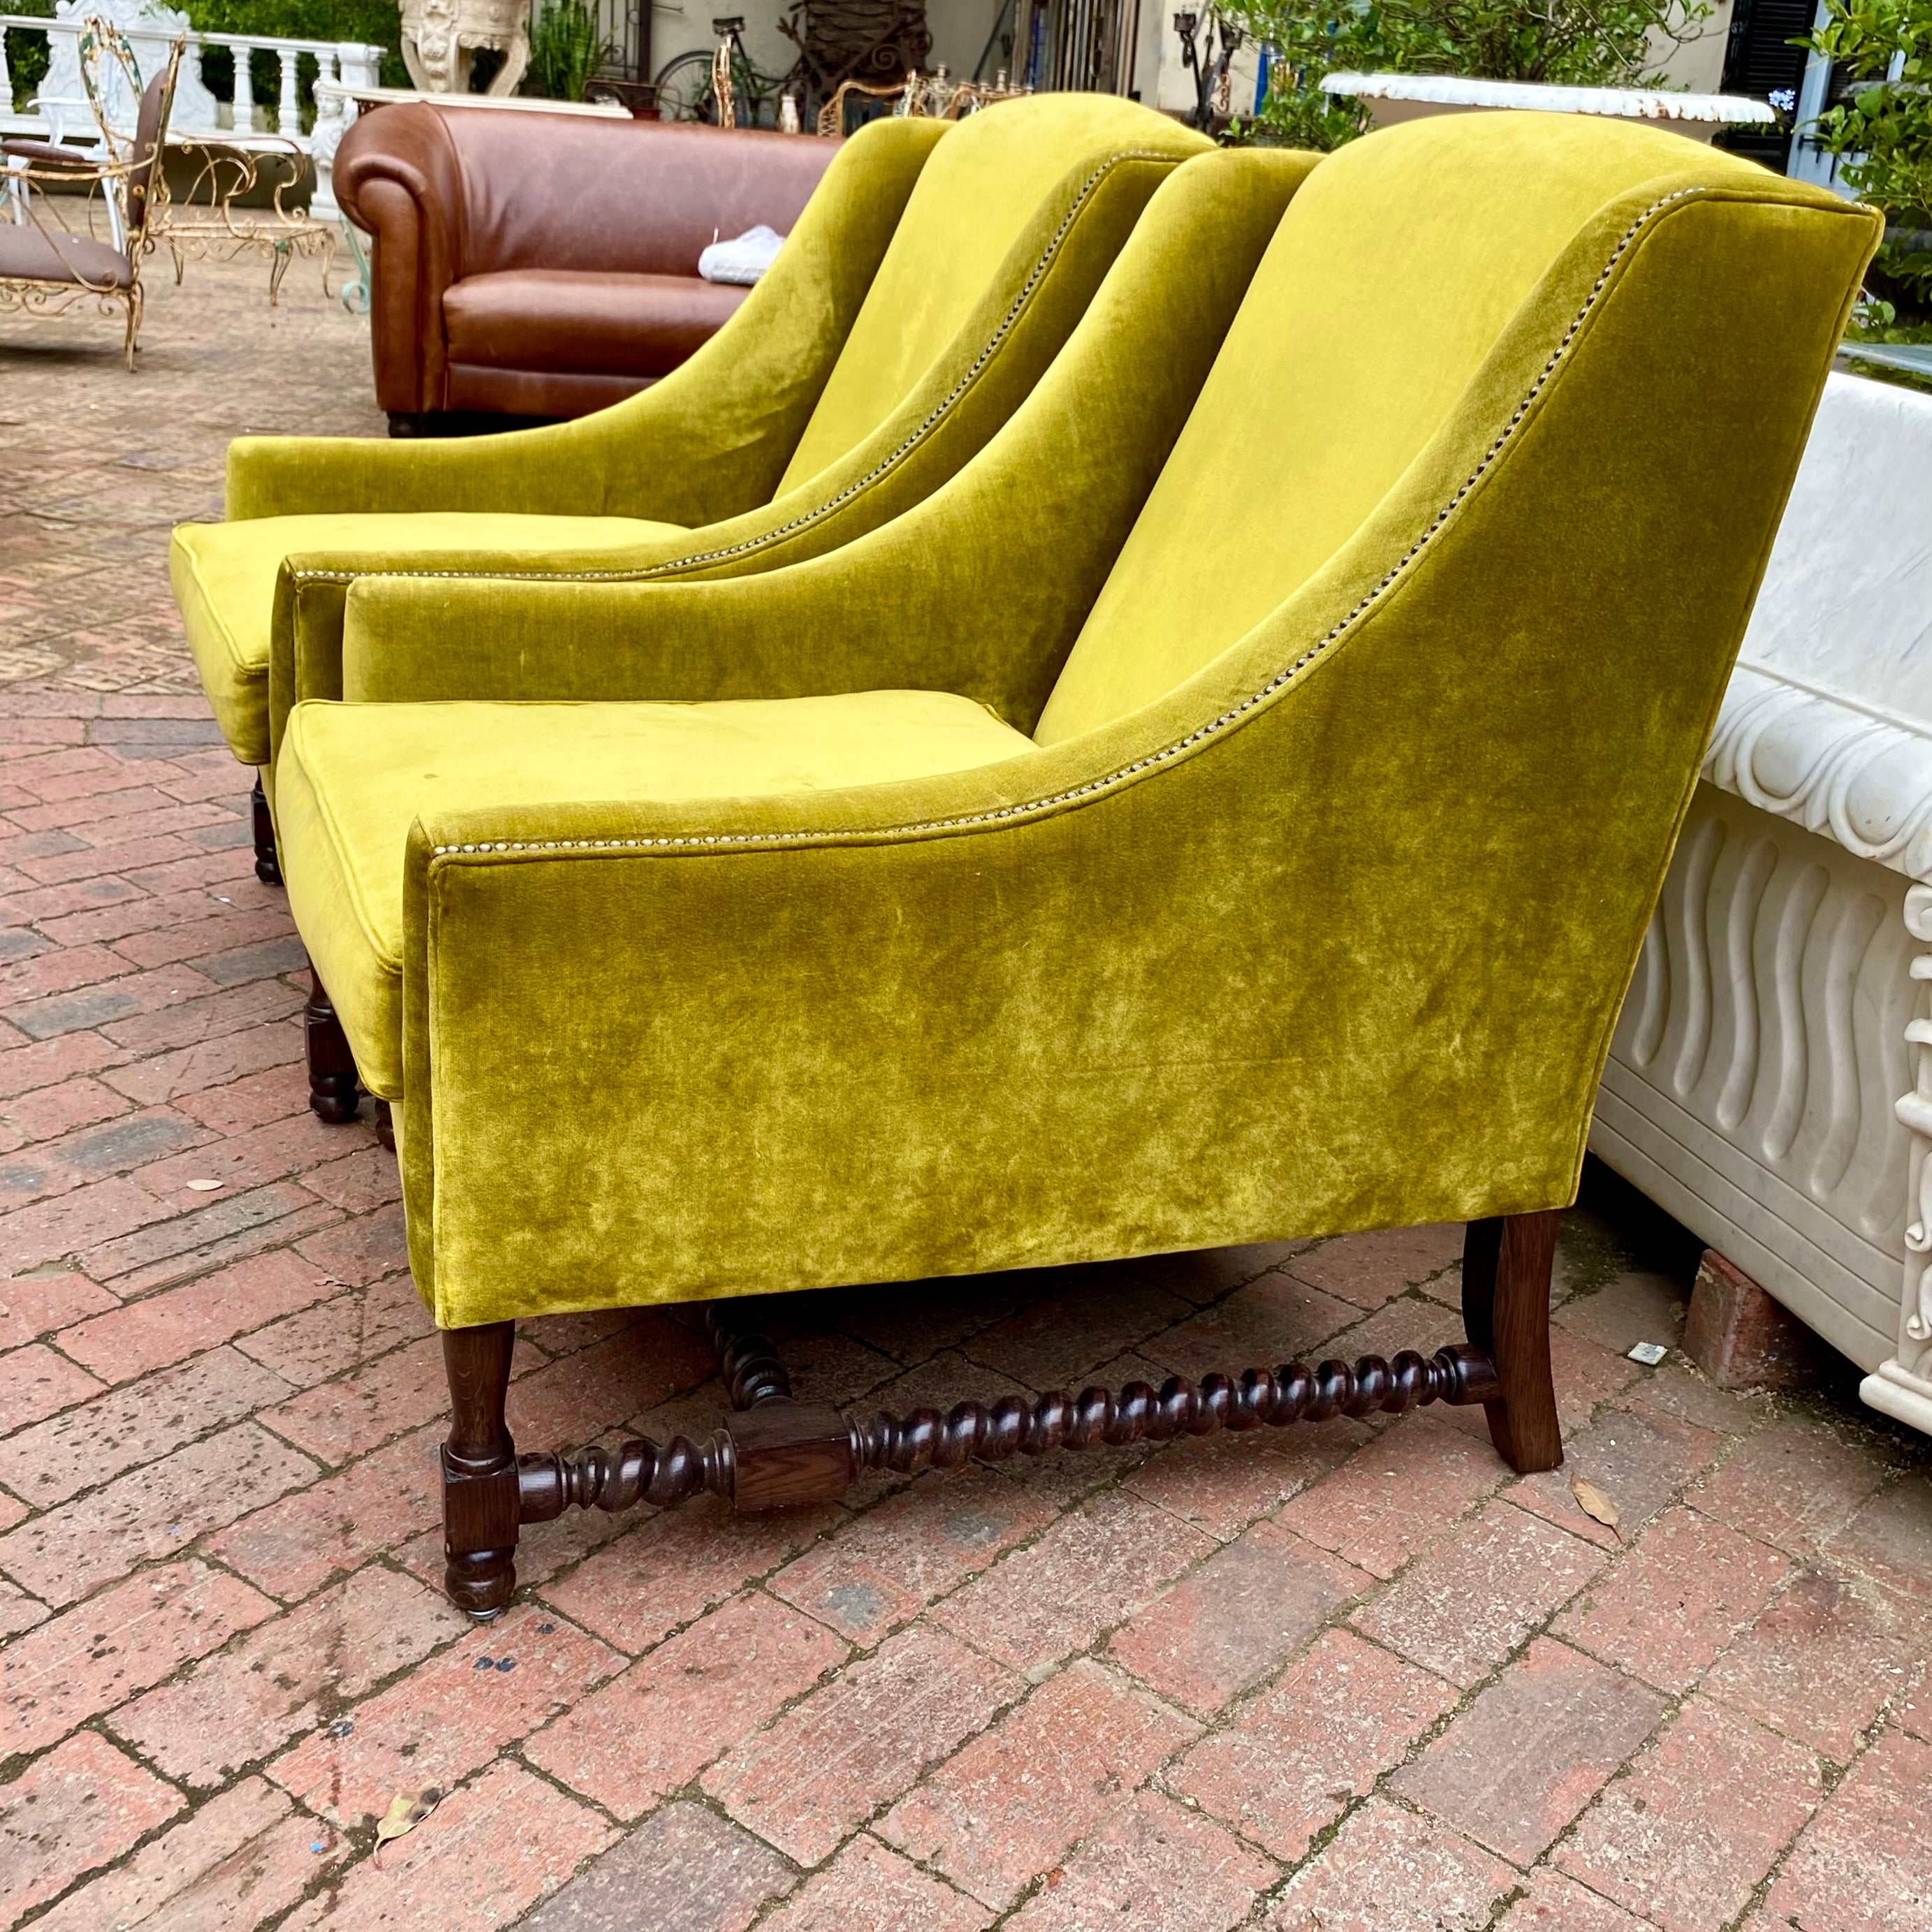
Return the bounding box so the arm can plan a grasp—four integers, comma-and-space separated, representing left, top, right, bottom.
698, 225, 785, 286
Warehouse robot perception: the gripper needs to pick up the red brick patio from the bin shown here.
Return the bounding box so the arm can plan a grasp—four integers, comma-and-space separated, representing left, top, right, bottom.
1, 257, 1928, 1932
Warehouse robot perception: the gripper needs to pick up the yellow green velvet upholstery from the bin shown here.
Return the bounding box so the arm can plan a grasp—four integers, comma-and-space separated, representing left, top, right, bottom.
168, 95, 1212, 773
341, 148, 1315, 730
270, 113, 1876, 1331
275, 692, 1033, 1097
172, 514, 683, 770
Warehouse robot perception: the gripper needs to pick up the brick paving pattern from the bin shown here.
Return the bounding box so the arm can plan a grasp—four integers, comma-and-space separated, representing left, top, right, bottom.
1, 258, 1929, 1929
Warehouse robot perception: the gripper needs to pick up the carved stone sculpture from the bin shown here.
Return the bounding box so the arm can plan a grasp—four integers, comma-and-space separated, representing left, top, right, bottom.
401, 0, 531, 94
40, 0, 219, 132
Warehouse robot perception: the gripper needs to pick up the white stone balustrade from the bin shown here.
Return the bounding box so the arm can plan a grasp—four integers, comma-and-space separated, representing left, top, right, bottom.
0, 5, 383, 152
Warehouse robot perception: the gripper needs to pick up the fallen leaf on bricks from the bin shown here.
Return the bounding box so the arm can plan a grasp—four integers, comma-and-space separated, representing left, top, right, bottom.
374, 1788, 440, 1864
1570, 1474, 1621, 1539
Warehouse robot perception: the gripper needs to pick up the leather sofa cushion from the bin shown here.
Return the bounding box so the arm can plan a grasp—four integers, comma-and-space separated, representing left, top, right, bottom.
443, 269, 750, 379
277, 690, 1036, 1096
171, 511, 686, 768
441, 117, 833, 281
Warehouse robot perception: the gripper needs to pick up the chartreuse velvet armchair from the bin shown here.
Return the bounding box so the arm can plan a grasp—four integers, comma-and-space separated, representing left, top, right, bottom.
168, 93, 1210, 882
270, 112, 1875, 1617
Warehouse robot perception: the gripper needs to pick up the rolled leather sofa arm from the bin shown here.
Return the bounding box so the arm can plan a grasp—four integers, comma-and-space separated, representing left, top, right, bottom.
335, 103, 466, 418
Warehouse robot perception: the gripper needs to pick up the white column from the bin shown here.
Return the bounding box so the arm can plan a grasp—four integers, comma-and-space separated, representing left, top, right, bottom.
230, 38, 255, 133
277, 45, 301, 133
337, 41, 383, 89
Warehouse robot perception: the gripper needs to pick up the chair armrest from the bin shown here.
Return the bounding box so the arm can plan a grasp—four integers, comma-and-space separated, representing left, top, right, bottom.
226, 114, 944, 527
334, 103, 463, 418
321, 148, 1310, 743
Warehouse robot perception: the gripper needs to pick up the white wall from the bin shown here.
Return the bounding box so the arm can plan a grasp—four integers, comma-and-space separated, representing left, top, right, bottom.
1652, 1, 1734, 94
649, 0, 798, 82
930, 0, 1009, 78
1146, 17, 1264, 120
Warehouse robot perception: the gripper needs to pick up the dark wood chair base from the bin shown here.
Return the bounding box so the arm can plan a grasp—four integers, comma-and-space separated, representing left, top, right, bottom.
304, 968, 360, 1125
438, 1209, 1566, 1618
251, 775, 281, 887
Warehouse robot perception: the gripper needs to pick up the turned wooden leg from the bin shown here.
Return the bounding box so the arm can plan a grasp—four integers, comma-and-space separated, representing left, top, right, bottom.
305, 968, 360, 1125
442, 1322, 520, 1618
251, 775, 281, 887
1462, 1210, 1563, 1474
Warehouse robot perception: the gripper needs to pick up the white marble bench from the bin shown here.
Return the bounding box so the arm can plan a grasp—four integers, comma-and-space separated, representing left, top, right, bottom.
1593, 371, 1932, 1434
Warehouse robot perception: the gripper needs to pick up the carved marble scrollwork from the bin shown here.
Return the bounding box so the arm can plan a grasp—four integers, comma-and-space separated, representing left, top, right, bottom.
1706, 667, 1932, 880
1594, 653, 1932, 1435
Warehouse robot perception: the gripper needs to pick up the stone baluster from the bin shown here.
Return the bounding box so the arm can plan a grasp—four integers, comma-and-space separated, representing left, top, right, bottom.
230, 37, 254, 133
337, 40, 382, 89
0, 24, 14, 104
277, 45, 300, 133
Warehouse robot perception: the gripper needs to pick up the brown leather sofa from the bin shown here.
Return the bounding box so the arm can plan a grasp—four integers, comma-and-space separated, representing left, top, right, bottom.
334, 104, 837, 434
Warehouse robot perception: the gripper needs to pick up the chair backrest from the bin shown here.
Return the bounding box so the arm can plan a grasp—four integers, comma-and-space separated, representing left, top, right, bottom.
1034, 112, 1828, 745
124, 38, 180, 246
774, 90, 1204, 495
76, 15, 143, 162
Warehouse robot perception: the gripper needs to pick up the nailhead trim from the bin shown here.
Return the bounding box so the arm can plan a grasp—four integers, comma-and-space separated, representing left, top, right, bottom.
293, 151, 1180, 593
429, 188, 1698, 864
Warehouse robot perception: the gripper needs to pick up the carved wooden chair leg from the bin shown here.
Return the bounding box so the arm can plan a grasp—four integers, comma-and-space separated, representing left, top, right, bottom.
708, 1304, 794, 1407
304, 967, 360, 1125
478, 1309, 1509, 1613
1461, 1209, 1564, 1474
441, 1230, 1568, 1613
372, 1099, 395, 1152
251, 775, 281, 886
441, 1322, 520, 1618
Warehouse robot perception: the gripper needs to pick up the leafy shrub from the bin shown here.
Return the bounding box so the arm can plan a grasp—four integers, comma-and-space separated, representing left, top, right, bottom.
1220, 0, 1717, 150
4, 0, 54, 110
184, 0, 410, 107
1809, 0, 1932, 332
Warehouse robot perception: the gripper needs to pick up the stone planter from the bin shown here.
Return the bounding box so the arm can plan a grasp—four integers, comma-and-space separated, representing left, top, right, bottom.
1320, 71, 1777, 142
1590, 373, 1932, 1437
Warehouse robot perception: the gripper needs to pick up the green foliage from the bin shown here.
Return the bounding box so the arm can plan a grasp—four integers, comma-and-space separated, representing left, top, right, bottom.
1808, 0, 1932, 219
4, 0, 55, 109
1219, 0, 1715, 150
5, 0, 405, 118
182, 0, 410, 96
526, 0, 609, 98
1808, 0, 1932, 328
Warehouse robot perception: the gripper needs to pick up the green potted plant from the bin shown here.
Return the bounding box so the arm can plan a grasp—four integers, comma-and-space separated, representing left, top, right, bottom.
525, 0, 610, 101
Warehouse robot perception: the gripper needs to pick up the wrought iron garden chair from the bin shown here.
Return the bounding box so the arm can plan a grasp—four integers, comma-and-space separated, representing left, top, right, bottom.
0, 22, 180, 368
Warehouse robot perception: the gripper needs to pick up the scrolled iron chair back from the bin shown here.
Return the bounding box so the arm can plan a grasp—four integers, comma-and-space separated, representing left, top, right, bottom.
122, 32, 184, 248
75, 15, 146, 166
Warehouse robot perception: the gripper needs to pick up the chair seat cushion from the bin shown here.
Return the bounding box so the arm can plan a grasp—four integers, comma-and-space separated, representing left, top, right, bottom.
170, 511, 684, 768
276, 692, 1037, 1097
0, 221, 130, 288
1, 138, 100, 167
443, 270, 751, 379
